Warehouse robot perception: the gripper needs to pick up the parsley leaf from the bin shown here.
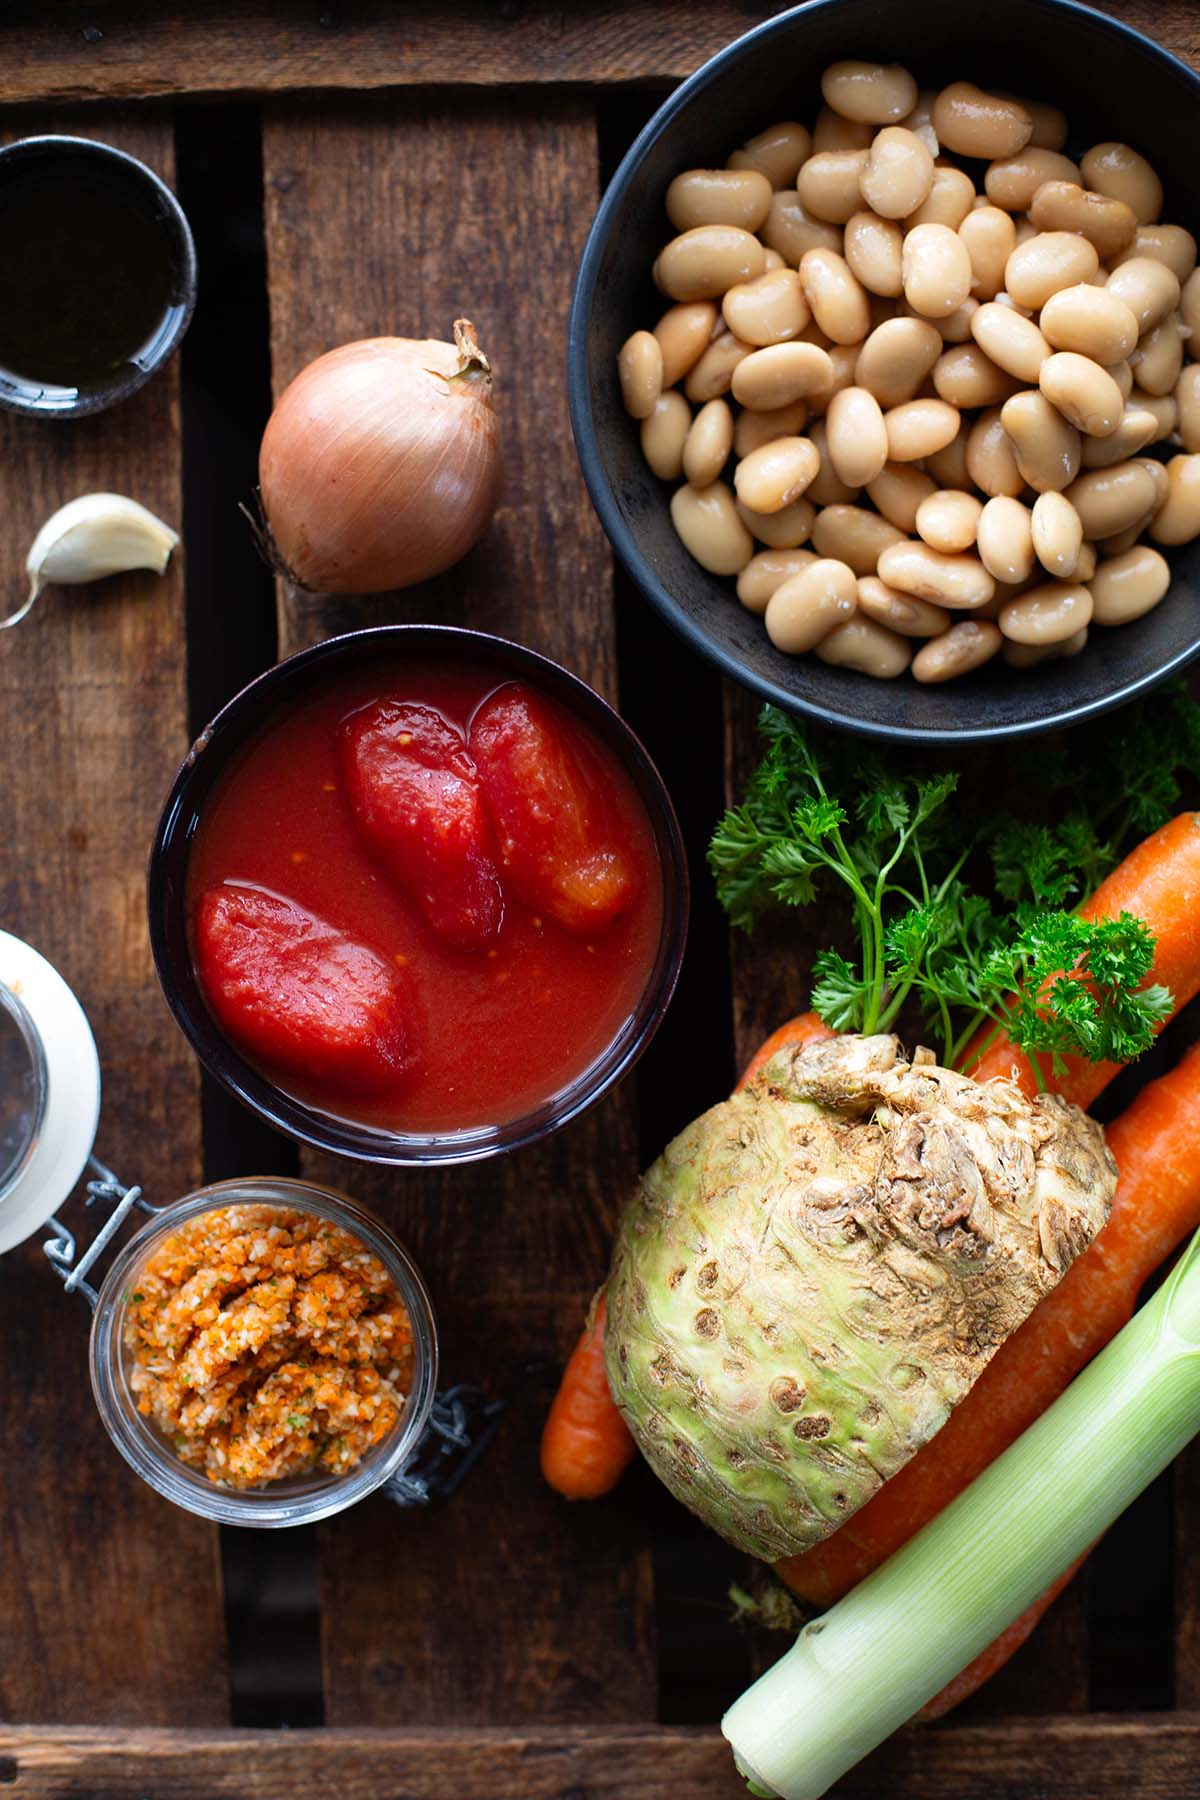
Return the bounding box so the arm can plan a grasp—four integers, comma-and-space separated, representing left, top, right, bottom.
709, 706, 1182, 1077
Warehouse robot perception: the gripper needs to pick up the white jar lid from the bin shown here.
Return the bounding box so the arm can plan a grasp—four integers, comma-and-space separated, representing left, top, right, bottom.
0, 931, 101, 1253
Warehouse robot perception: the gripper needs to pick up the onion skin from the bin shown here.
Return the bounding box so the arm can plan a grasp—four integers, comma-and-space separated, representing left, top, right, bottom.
258, 324, 502, 593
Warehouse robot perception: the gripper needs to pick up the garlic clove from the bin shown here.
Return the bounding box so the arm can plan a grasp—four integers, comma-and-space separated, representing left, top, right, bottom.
2, 493, 180, 631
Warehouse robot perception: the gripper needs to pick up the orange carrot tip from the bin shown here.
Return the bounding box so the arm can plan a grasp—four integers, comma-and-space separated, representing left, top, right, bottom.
540, 1292, 635, 1502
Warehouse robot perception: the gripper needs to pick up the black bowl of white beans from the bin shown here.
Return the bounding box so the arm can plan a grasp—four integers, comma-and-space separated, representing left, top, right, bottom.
568, 0, 1200, 743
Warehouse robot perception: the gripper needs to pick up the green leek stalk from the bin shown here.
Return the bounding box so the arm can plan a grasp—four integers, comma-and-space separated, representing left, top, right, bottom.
722, 1230, 1200, 1800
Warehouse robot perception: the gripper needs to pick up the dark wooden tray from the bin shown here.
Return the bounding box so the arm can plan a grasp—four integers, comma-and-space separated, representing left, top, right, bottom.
0, 6, 1196, 1795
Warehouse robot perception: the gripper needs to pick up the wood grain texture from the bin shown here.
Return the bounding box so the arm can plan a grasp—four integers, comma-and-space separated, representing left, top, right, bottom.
3, 1717, 1200, 1797
0, 118, 229, 1724
260, 90, 656, 1727
2, 1, 1197, 103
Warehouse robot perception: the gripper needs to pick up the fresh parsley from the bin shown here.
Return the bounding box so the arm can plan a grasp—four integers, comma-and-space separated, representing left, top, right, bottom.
709, 704, 1189, 1082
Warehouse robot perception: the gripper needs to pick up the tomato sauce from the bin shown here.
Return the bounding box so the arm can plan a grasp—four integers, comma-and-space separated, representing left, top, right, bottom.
187, 659, 664, 1135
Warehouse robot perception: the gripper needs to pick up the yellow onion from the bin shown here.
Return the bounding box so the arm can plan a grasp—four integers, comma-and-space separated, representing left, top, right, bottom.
258, 320, 501, 592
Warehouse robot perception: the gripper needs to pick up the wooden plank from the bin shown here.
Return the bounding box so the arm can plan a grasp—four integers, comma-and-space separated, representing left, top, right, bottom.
260, 90, 656, 1726
4, 1717, 1200, 1798
1176, 1444, 1200, 1707
0, 116, 228, 1722
1, 0, 1196, 104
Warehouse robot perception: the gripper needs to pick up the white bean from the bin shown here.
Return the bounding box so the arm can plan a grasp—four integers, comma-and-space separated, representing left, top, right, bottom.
877, 539, 995, 607
1106, 257, 1180, 334
1000, 390, 1082, 492
1090, 545, 1171, 625
765, 558, 858, 651
810, 503, 906, 574
959, 205, 1017, 300
999, 581, 1093, 645
1028, 181, 1137, 260
733, 435, 820, 512
762, 191, 843, 262
670, 481, 755, 573
640, 390, 691, 480
865, 461, 938, 531
684, 329, 752, 403
666, 168, 774, 233
902, 223, 973, 319
977, 495, 1035, 583
736, 495, 818, 549
722, 268, 810, 346
932, 83, 1033, 159
855, 316, 943, 406
1006, 232, 1099, 310
815, 615, 912, 676
656, 225, 766, 301
618, 330, 663, 418
1080, 142, 1163, 224
654, 301, 719, 385
884, 397, 960, 461
856, 574, 950, 637
731, 341, 834, 409
1066, 460, 1160, 538
970, 302, 1051, 382
915, 488, 982, 554
984, 148, 1079, 212
1039, 285, 1139, 364
821, 61, 918, 124
860, 126, 934, 219
1031, 491, 1084, 577
912, 619, 1003, 681
825, 386, 889, 487
737, 548, 818, 613
1149, 454, 1200, 545
682, 398, 735, 486
728, 122, 812, 189
799, 248, 872, 344
844, 212, 904, 296
796, 150, 870, 224
1039, 352, 1125, 437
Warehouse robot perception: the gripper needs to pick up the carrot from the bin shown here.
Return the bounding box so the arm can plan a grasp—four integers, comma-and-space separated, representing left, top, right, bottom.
540, 1291, 635, 1500
735, 1010, 834, 1091
967, 812, 1200, 1104
917, 1553, 1089, 1721
778, 1033, 1200, 1609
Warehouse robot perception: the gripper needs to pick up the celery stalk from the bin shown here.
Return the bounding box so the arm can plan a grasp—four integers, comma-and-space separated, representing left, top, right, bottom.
722, 1231, 1200, 1800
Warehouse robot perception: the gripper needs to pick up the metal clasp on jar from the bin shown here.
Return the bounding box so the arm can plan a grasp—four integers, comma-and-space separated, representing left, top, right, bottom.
42, 1156, 159, 1309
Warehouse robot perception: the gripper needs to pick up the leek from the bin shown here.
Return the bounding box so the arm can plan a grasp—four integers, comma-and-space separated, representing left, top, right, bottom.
723, 1230, 1200, 1800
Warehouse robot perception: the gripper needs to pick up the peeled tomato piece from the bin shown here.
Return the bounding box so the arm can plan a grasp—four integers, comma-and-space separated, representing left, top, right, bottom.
195, 884, 415, 1092
469, 683, 636, 934
339, 700, 503, 951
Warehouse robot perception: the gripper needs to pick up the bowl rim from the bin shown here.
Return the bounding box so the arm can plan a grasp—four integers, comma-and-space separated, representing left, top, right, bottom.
0, 132, 197, 419
567, 0, 1200, 745
147, 623, 689, 1167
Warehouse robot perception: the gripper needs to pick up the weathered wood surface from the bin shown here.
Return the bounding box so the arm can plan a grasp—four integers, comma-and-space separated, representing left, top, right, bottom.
1, 1, 1197, 104
4, 1717, 1200, 1798
261, 89, 657, 1727
0, 116, 228, 1724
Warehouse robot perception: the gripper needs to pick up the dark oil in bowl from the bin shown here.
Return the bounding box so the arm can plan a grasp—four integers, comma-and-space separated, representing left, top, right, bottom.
0, 157, 179, 393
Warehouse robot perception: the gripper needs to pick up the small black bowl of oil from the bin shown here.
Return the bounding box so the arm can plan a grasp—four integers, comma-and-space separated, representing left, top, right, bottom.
0, 135, 196, 418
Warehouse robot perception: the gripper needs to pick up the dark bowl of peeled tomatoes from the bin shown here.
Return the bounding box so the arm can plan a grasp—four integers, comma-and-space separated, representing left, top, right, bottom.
149, 625, 687, 1165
